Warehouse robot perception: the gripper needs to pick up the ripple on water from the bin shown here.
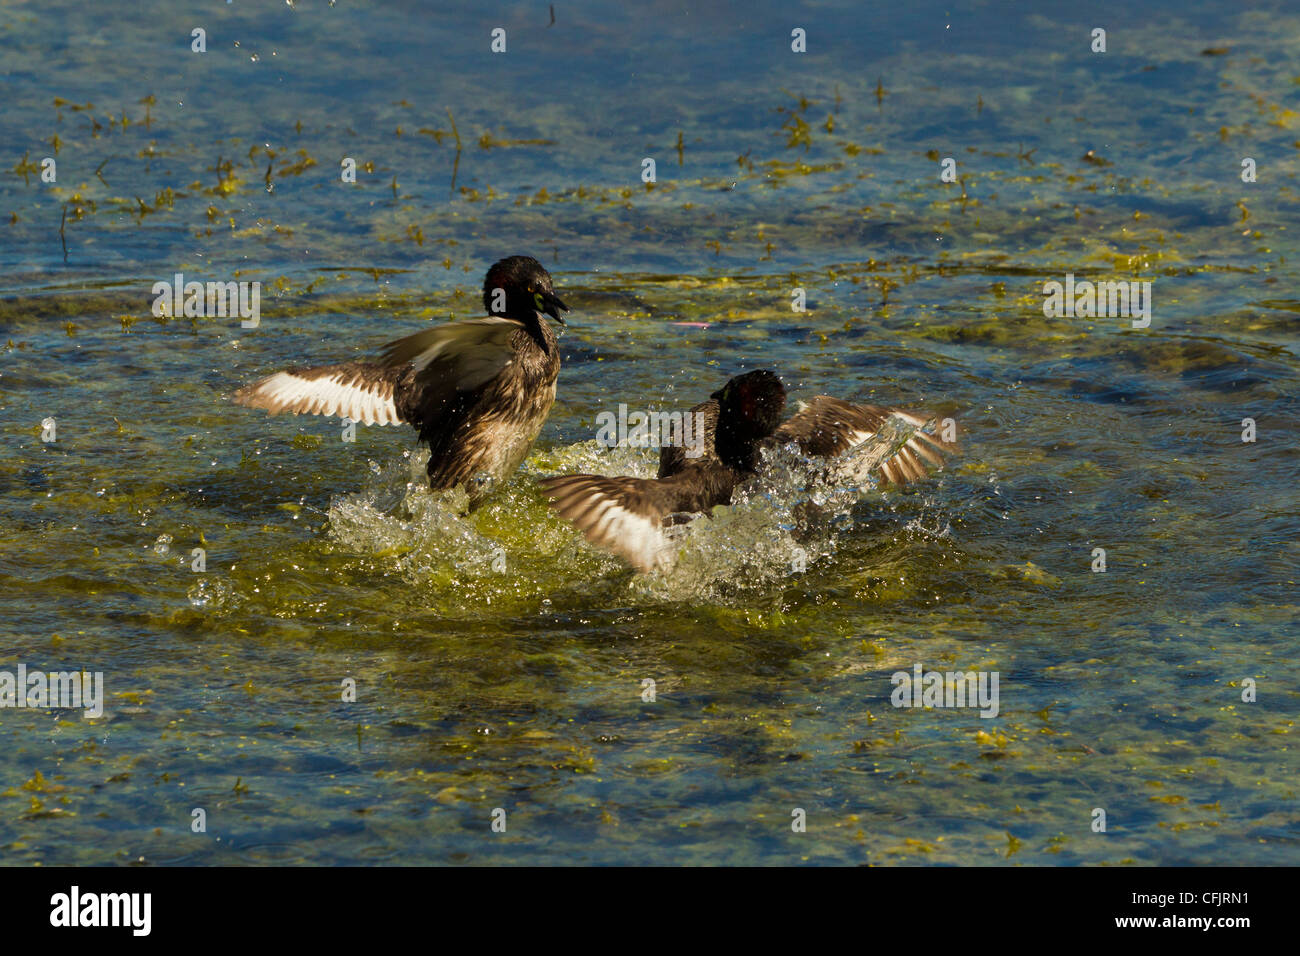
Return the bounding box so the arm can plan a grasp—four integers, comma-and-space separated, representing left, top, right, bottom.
235, 842, 308, 864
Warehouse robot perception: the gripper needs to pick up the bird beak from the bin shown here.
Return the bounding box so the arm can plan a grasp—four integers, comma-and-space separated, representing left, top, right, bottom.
537, 291, 569, 325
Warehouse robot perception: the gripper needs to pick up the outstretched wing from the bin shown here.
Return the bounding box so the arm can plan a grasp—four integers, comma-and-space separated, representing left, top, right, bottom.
233, 360, 409, 426
773, 396, 955, 487
379, 317, 524, 413
234, 318, 525, 428
539, 475, 677, 573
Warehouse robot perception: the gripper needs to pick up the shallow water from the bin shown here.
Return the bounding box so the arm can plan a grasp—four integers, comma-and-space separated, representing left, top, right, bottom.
1, 0, 1297, 865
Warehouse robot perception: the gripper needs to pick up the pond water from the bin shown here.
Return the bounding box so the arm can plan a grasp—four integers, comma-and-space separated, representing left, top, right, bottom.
0, 0, 1296, 864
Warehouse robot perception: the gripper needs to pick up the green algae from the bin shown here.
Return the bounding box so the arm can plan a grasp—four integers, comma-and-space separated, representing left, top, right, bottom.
0, 0, 1297, 867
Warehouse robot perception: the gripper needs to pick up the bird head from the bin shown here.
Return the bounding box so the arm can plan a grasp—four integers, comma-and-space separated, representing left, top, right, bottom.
482, 255, 569, 324
713, 369, 787, 443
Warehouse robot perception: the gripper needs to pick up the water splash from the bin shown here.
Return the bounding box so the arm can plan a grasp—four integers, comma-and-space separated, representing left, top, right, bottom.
636, 414, 932, 600
320, 416, 946, 604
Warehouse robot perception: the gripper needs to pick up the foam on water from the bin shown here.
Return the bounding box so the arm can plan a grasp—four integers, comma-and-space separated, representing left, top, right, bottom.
322, 417, 941, 604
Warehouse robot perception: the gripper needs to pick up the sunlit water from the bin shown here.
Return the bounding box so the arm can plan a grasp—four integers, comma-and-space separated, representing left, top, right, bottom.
0, 0, 1296, 864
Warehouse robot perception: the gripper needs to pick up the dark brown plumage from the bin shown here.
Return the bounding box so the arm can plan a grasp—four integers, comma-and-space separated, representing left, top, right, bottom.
234, 256, 569, 503
540, 370, 955, 571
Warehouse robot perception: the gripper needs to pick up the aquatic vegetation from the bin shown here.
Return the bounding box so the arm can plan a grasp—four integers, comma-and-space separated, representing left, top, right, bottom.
0, 0, 1296, 868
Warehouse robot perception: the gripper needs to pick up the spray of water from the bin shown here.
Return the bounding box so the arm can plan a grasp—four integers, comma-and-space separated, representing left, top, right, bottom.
322, 415, 948, 604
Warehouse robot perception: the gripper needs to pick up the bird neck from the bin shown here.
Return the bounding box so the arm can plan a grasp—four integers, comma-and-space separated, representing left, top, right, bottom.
516, 310, 558, 354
